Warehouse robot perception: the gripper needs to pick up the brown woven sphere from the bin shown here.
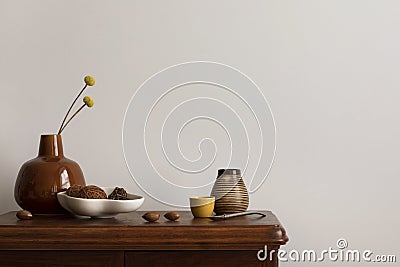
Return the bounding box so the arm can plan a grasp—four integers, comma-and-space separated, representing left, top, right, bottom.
66, 184, 84, 198
79, 185, 107, 199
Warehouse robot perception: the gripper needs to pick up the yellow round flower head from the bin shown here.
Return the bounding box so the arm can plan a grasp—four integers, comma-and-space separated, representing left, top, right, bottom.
83, 96, 94, 107
84, 75, 96, 86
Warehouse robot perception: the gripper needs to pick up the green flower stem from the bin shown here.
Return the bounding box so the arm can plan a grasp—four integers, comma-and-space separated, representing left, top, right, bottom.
57, 84, 87, 134
59, 104, 86, 134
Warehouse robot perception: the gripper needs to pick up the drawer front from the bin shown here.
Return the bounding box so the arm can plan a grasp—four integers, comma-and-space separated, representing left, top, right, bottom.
126, 251, 270, 267
0, 251, 124, 267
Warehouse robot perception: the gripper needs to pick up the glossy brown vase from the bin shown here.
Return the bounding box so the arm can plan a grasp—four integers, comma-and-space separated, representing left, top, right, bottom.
14, 134, 86, 214
211, 169, 249, 215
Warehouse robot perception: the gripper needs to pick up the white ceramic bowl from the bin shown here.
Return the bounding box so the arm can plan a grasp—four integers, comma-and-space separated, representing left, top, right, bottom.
57, 187, 144, 218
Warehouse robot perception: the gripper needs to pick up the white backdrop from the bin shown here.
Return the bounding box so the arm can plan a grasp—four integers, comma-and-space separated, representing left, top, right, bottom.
1, 1, 399, 266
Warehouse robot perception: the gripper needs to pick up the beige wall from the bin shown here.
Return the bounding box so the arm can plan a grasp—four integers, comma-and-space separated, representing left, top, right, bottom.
1, 1, 399, 266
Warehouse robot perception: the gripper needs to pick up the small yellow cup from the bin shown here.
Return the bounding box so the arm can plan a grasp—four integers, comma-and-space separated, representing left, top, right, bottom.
190, 196, 215, 218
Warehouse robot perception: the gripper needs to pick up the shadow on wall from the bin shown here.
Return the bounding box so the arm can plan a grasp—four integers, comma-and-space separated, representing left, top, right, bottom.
0, 141, 21, 213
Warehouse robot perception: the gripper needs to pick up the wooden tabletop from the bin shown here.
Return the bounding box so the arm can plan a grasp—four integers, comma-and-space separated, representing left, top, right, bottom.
0, 210, 288, 250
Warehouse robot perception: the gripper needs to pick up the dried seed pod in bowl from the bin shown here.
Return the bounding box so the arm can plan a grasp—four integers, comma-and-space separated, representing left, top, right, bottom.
66, 184, 84, 198
79, 185, 107, 199
108, 187, 128, 200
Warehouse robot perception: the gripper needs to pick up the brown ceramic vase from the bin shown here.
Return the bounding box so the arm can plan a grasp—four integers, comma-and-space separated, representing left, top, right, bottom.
211, 169, 249, 215
14, 134, 86, 214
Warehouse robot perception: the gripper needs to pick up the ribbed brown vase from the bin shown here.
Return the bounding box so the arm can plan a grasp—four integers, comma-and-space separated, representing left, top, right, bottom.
14, 134, 86, 214
211, 169, 249, 215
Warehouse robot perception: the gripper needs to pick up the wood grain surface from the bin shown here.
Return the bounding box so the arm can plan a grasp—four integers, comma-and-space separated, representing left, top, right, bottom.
0, 210, 287, 266
0, 210, 288, 251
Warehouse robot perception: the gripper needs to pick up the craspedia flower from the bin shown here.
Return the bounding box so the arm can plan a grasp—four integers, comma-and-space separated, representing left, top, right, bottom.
83, 96, 94, 107
57, 75, 97, 134
84, 75, 96, 86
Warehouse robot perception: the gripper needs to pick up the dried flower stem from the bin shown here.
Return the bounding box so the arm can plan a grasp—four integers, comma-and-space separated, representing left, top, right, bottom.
59, 104, 86, 134
57, 84, 87, 134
